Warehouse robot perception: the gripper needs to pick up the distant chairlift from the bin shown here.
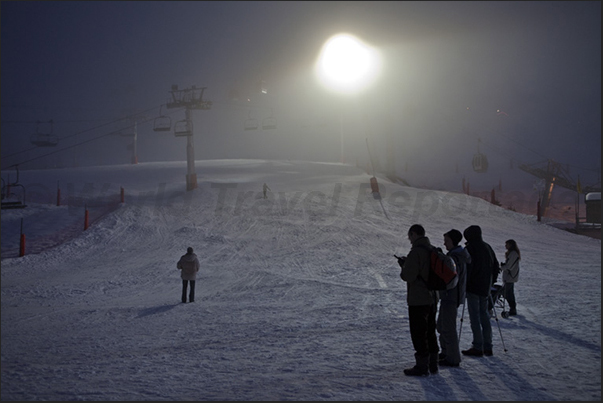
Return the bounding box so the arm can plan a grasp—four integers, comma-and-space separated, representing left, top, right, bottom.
174, 119, 193, 137
1, 165, 27, 209
244, 112, 258, 131
262, 109, 277, 130
30, 119, 59, 147
472, 138, 489, 173
153, 105, 171, 132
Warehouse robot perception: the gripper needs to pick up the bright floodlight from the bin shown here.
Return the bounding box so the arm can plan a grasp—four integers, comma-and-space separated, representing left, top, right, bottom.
315, 33, 382, 95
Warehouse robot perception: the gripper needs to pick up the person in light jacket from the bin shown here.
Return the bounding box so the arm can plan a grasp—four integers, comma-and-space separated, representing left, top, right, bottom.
500, 239, 520, 316
177, 247, 200, 303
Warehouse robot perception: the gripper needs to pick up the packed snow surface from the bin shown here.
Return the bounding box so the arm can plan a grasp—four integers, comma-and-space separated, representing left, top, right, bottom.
1, 160, 601, 400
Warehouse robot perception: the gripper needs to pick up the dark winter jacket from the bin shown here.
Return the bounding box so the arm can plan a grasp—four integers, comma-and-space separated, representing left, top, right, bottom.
400, 236, 436, 306
441, 245, 471, 307
463, 225, 499, 297
177, 252, 200, 281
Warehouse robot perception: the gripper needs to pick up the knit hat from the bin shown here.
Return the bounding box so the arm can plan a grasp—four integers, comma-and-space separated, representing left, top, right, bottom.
444, 229, 463, 246
187, 247, 194, 254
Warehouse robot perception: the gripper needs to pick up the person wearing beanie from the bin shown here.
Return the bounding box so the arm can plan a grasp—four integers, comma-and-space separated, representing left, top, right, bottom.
437, 229, 471, 367
177, 247, 200, 303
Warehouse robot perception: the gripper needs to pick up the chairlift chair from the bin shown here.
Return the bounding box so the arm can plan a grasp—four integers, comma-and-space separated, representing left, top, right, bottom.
262, 109, 277, 130
262, 117, 277, 130
472, 153, 489, 173
174, 119, 193, 137
153, 105, 171, 132
30, 134, 59, 147
1, 165, 27, 209
244, 112, 258, 131
30, 120, 59, 147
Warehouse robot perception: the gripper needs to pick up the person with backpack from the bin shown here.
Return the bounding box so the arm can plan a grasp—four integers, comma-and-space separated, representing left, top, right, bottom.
397, 224, 440, 376
462, 225, 500, 357
177, 247, 200, 303
437, 229, 471, 367
500, 239, 520, 316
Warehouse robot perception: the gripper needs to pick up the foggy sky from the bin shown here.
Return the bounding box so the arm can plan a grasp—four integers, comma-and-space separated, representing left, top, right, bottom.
1, 1, 600, 185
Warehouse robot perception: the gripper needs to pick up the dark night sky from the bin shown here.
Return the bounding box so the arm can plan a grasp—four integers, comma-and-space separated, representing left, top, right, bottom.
1, 1, 600, 186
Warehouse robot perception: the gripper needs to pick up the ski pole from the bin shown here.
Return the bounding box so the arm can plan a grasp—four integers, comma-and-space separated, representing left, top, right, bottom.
489, 293, 508, 352
458, 299, 466, 341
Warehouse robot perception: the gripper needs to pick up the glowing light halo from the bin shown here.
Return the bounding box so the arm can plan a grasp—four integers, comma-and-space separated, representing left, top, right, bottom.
314, 33, 382, 96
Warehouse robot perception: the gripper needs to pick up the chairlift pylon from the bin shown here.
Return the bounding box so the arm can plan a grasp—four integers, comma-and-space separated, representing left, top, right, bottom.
30, 119, 59, 147
472, 138, 488, 173
154, 105, 172, 132
174, 119, 193, 137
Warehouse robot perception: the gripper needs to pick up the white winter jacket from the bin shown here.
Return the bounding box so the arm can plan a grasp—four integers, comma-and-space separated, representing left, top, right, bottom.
177, 253, 200, 281
501, 250, 520, 284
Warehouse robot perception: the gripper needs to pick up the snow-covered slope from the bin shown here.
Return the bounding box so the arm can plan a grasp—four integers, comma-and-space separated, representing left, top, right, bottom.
1, 160, 600, 400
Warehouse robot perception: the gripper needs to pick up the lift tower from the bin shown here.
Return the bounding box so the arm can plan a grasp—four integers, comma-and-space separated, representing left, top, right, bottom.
166, 85, 212, 191
519, 159, 601, 217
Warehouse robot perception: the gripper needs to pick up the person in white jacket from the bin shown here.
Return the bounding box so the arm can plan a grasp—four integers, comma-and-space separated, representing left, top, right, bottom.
177, 247, 200, 303
500, 239, 520, 316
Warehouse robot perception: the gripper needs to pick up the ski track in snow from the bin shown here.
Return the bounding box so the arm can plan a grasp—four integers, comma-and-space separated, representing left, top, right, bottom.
1, 160, 600, 401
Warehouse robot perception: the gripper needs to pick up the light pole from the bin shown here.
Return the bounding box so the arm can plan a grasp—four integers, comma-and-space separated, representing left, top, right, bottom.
131, 121, 138, 164
314, 33, 382, 164
339, 108, 344, 163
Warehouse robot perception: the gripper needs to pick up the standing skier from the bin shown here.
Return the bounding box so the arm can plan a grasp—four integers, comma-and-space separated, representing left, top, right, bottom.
462, 225, 499, 357
177, 247, 200, 303
262, 182, 271, 199
437, 229, 471, 367
398, 224, 440, 376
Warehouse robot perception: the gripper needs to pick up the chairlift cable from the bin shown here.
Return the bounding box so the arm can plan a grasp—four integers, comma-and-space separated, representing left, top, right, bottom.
457, 111, 597, 176
1, 106, 168, 170
1, 105, 169, 162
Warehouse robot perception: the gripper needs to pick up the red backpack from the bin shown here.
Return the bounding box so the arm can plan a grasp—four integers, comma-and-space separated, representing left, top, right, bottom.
417, 245, 458, 291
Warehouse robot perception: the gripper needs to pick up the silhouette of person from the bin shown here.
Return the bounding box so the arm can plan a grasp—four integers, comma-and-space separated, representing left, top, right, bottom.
177, 247, 200, 303
262, 183, 271, 199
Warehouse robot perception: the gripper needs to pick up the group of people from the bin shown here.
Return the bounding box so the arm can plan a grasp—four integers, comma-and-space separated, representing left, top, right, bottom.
397, 224, 521, 377
174, 222, 522, 377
